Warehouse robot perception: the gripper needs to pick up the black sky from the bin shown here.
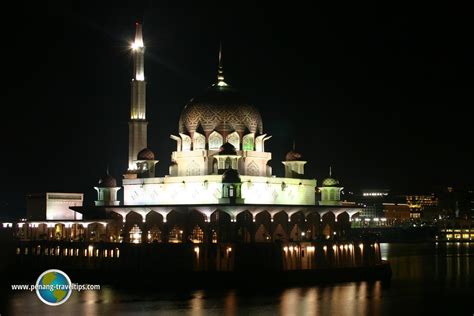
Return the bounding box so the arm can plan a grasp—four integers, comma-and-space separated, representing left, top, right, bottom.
1, 1, 473, 215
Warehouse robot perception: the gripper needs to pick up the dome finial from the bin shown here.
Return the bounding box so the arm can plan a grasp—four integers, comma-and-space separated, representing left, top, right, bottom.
329, 166, 332, 177
292, 140, 296, 151
217, 42, 228, 87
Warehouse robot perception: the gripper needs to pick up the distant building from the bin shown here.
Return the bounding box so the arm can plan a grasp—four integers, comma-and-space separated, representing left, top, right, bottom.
352, 189, 390, 219
405, 194, 438, 219
26, 193, 83, 221
437, 187, 472, 219
383, 203, 410, 224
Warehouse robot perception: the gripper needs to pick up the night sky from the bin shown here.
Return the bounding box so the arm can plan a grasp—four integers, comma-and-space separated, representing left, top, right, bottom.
2, 1, 473, 216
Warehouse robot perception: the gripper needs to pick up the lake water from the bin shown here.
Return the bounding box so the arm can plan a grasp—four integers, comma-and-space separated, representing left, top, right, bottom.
2, 243, 473, 315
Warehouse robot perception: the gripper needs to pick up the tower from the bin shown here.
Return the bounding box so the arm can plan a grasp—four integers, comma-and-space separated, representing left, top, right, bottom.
319, 167, 343, 206
282, 142, 306, 178
94, 171, 121, 206
128, 23, 148, 170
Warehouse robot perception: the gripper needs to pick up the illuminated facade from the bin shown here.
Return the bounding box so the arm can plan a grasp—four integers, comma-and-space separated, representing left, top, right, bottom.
405, 194, 438, 219
10, 24, 366, 246
26, 193, 83, 221
0, 24, 395, 281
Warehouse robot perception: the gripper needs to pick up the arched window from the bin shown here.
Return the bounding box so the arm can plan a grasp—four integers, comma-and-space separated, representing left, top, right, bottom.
193, 132, 206, 150
180, 133, 192, 151
242, 133, 254, 151
226, 132, 240, 150
209, 131, 223, 150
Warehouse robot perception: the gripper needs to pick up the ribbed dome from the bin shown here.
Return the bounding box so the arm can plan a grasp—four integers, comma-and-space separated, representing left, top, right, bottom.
218, 142, 237, 155
98, 174, 117, 188
285, 150, 303, 161
322, 177, 339, 187
137, 148, 155, 160
179, 85, 263, 135
222, 168, 241, 183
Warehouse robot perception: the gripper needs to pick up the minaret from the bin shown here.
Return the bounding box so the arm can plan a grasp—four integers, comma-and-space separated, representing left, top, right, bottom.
319, 166, 343, 206
216, 42, 228, 87
128, 23, 148, 170
282, 141, 306, 178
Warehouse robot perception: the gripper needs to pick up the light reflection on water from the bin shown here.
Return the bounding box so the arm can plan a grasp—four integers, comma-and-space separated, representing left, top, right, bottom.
3, 243, 474, 315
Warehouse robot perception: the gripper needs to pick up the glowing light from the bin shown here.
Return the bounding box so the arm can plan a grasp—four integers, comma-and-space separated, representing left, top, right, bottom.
131, 41, 144, 50
323, 246, 327, 251
194, 247, 199, 254
301, 232, 305, 236
283, 246, 288, 252
359, 243, 364, 250
332, 245, 337, 251
289, 246, 294, 252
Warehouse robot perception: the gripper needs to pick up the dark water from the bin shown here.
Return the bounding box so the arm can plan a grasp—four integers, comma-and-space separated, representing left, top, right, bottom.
2, 243, 474, 315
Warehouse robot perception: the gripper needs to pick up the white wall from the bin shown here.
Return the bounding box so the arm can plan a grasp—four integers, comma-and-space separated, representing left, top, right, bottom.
123, 176, 316, 206
46, 193, 83, 220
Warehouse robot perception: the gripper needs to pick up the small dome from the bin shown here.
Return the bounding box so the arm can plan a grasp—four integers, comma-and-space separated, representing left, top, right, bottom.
137, 148, 155, 160
98, 174, 117, 188
222, 168, 241, 183
285, 150, 303, 161
218, 142, 237, 155
322, 177, 339, 187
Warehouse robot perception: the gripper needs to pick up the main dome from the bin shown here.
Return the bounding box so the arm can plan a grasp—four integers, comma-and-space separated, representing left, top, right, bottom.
179, 84, 263, 135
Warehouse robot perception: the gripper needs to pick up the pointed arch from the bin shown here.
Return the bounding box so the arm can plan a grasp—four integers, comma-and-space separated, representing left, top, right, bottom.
290, 224, 303, 241
226, 132, 240, 150
145, 210, 163, 227
255, 210, 271, 233
242, 133, 255, 151
180, 133, 192, 151
209, 131, 223, 150
193, 132, 206, 150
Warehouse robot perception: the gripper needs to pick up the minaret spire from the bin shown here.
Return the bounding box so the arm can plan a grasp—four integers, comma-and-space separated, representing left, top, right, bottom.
128, 22, 148, 170
131, 22, 145, 82
216, 42, 228, 87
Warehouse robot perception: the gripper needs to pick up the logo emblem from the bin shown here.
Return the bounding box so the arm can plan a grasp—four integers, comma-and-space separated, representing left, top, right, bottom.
35, 269, 72, 306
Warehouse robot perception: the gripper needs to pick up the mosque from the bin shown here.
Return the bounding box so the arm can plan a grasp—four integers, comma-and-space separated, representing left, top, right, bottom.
4, 24, 388, 279
81, 23, 361, 244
